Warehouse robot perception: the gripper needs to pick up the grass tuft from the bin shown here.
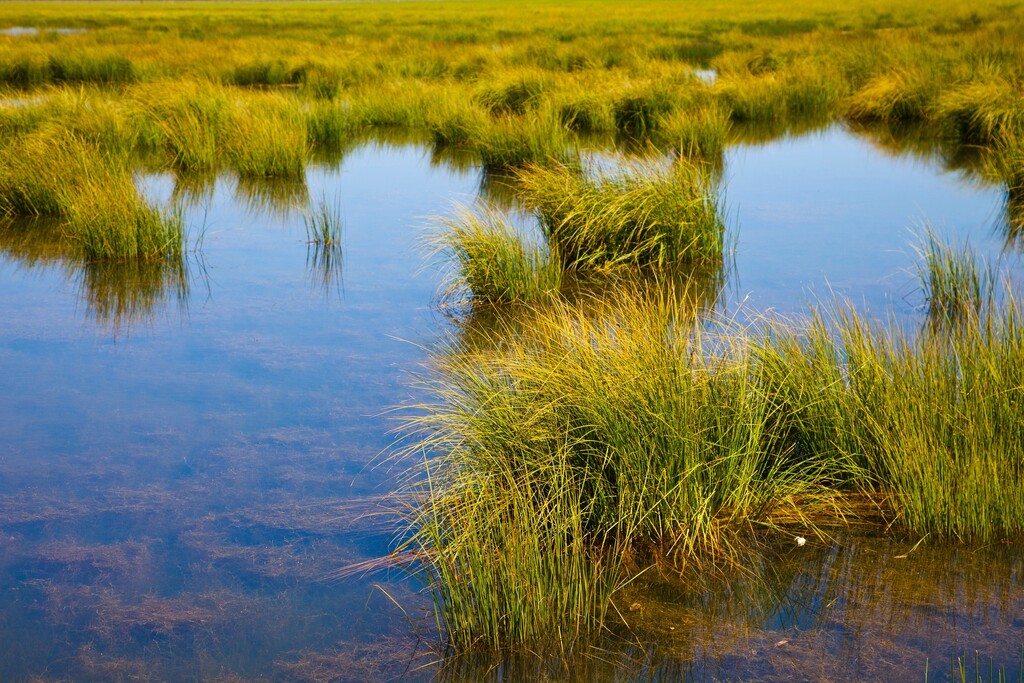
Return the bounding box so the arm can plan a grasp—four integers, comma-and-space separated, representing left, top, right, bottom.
303, 197, 343, 246
515, 158, 725, 273
433, 204, 562, 305
913, 231, 987, 329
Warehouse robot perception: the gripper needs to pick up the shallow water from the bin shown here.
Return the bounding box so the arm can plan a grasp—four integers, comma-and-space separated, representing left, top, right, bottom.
724, 124, 1013, 316
0, 26, 86, 36
0, 130, 1021, 681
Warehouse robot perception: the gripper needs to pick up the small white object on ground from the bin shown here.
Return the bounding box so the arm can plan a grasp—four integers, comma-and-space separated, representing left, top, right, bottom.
795, 536, 807, 546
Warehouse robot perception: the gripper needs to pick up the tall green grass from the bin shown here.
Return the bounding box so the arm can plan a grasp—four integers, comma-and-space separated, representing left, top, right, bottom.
657, 104, 732, 158
432, 205, 562, 305
68, 178, 184, 261
401, 240, 1024, 652
515, 158, 725, 273
148, 84, 230, 172
474, 114, 572, 170
399, 288, 861, 651
913, 231, 987, 329
0, 128, 183, 260
225, 101, 308, 179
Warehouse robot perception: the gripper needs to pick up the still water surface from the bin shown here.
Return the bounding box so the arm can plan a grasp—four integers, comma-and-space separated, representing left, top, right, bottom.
0, 128, 1020, 681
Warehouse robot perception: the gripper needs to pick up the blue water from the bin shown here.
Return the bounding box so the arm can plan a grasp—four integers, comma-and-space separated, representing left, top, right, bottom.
725, 124, 1012, 315
0, 129, 1020, 681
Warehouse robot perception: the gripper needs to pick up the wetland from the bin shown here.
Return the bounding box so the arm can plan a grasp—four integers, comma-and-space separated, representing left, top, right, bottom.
1, 1, 1023, 680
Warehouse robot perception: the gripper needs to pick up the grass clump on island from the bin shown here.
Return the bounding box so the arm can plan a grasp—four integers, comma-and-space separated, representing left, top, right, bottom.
432, 155, 726, 306
400, 288, 857, 651
398, 239, 1024, 653
433, 205, 562, 306
0, 128, 183, 261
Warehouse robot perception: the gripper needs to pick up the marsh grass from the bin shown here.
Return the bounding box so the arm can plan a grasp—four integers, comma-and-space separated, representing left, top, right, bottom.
515, 158, 725, 272
0, 54, 136, 89
657, 104, 731, 158
303, 197, 343, 247
474, 115, 572, 170
226, 59, 303, 88
0, 128, 184, 260
402, 238, 1024, 651
150, 86, 230, 172
476, 74, 548, 116
225, 103, 307, 179
399, 288, 861, 651
0, 127, 99, 217
426, 101, 489, 150
555, 92, 614, 134
613, 87, 675, 137
304, 199, 344, 297
433, 205, 562, 305
913, 231, 987, 329
68, 178, 184, 261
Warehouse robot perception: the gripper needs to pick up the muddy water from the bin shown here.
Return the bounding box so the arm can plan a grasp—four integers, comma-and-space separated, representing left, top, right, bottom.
0, 131, 1020, 681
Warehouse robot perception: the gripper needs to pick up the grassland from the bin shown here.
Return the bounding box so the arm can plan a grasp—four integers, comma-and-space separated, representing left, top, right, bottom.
3, 0, 1023, 659
2, 0, 1024, 191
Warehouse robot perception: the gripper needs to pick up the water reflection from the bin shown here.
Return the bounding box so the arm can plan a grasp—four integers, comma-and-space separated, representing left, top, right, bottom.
0, 132, 1020, 681
727, 115, 833, 147
847, 120, 994, 182
1005, 184, 1024, 249
169, 169, 217, 210
0, 217, 190, 334
307, 242, 344, 297
234, 174, 310, 219
434, 534, 1024, 682
78, 258, 189, 333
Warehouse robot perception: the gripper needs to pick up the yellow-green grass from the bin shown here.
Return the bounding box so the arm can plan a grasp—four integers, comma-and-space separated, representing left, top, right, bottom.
398, 288, 858, 651
0, 129, 183, 260
399, 272, 1024, 652
432, 204, 562, 305
913, 231, 988, 330
1, 0, 1023, 183
473, 113, 573, 170
515, 158, 725, 273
